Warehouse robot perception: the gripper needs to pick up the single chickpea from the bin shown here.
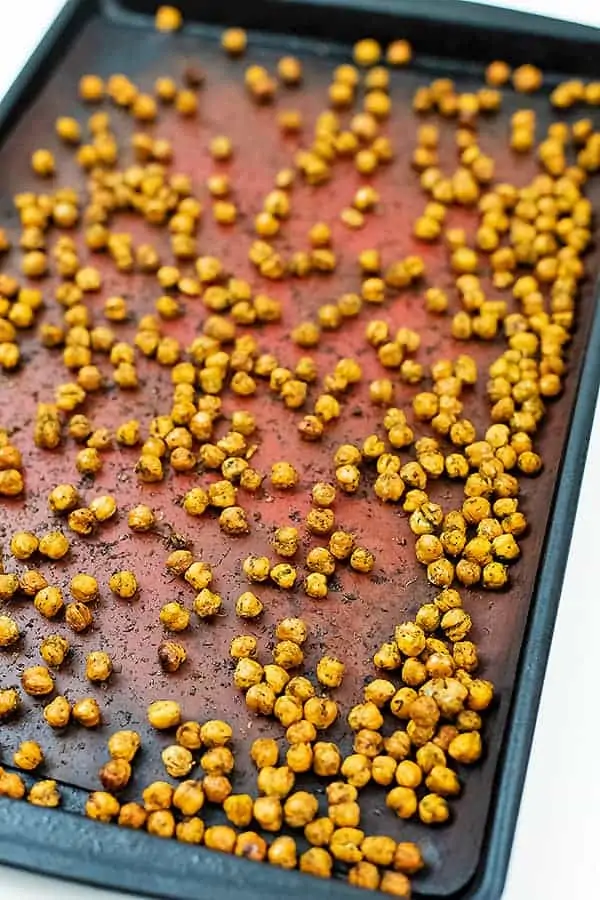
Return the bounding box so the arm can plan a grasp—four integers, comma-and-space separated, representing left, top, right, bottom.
270, 563, 297, 590
234, 590, 263, 619
79, 74, 104, 101
31, 149, 55, 177
7, 529, 37, 564
72, 697, 101, 727
353, 38, 382, 66
316, 657, 345, 688
162, 745, 194, 778
38, 531, 69, 560
246, 683, 276, 716
350, 547, 375, 573
160, 602, 191, 632
118, 803, 147, 830
254, 796, 283, 832
99, 758, 132, 793
175, 722, 203, 751
269, 835, 297, 869
513, 64, 543, 93
147, 700, 181, 730
419, 793, 450, 825
86, 651, 113, 682
155, 5, 182, 31
22, 666, 54, 696
303, 572, 327, 599
109, 571, 138, 600
386, 786, 417, 819
0, 614, 19, 648
222, 27, 247, 56
147, 810, 176, 839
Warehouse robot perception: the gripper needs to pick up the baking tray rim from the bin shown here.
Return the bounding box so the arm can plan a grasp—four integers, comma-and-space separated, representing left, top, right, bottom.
0, 1, 598, 899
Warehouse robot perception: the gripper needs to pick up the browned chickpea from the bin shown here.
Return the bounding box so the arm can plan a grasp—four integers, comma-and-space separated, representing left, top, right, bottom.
99, 759, 131, 793
119, 803, 148, 830
147, 810, 176, 839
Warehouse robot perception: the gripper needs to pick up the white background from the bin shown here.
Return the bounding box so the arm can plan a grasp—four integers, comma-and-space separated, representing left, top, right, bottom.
1, 2, 599, 898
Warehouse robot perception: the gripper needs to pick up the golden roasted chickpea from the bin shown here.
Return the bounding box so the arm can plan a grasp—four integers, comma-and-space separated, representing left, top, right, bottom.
98, 758, 132, 793
234, 658, 264, 690
42, 695, 70, 729
89, 495, 117, 522
269, 835, 298, 869
141, 781, 174, 812
0, 613, 19, 648
386, 785, 417, 819
386, 38, 412, 66
184, 562, 213, 591
147, 809, 176, 839
266, 561, 295, 590
0, 573, 19, 601
161, 745, 194, 779
72, 697, 101, 727
350, 547, 375, 573
353, 38, 382, 66
85, 651, 113, 683
67, 574, 98, 605
245, 683, 276, 716
271, 525, 299, 558
222, 27, 247, 56
234, 590, 262, 619
109, 571, 138, 600
9, 530, 37, 559
31, 148, 55, 177
147, 699, 181, 730
253, 796, 283, 832
315, 656, 345, 689
418, 792, 450, 825
38, 531, 69, 560
513, 64, 543, 93
118, 803, 148, 830
159, 602, 190, 632
79, 74, 104, 102
174, 721, 202, 751
299, 846, 333, 879
21, 665, 54, 697
108, 730, 141, 762
85, 791, 120, 823
155, 5, 182, 31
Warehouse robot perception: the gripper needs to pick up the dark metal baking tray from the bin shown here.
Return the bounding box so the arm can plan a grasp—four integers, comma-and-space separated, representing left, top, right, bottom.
0, 1, 599, 898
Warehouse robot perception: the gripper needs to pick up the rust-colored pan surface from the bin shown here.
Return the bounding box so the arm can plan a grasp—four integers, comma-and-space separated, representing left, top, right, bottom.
0, 6, 599, 897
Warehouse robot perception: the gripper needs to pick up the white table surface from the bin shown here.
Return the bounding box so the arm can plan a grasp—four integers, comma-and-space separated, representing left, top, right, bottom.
1, 2, 599, 898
